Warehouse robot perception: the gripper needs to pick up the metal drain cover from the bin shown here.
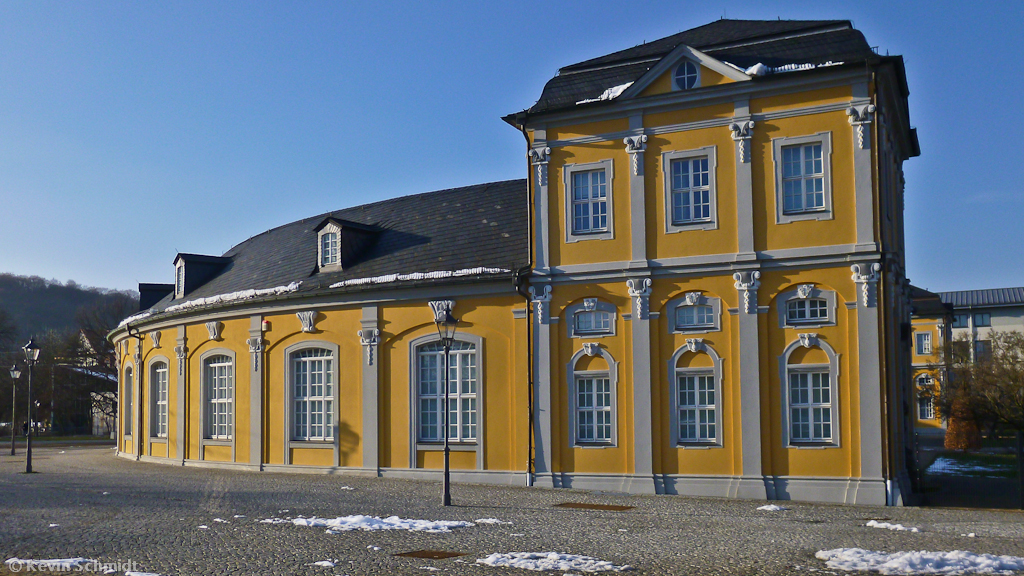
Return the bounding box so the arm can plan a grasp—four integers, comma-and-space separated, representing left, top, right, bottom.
553, 502, 634, 511
394, 550, 467, 560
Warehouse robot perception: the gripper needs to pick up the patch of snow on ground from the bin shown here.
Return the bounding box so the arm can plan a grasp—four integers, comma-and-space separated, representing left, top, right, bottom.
576, 82, 635, 105
330, 268, 509, 289
367, 545, 381, 551
213, 518, 228, 523
6, 558, 97, 571
340, 486, 355, 490
265, 514, 474, 533
125, 572, 163, 576
867, 520, 920, 532
232, 514, 245, 518
476, 552, 630, 572
48, 523, 59, 528
164, 282, 302, 313
102, 491, 110, 495
816, 548, 1024, 575
475, 518, 512, 525
197, 525, 209, 529
757, 504, 788, 511
311, 560, 335, 567
926, 456, 1013, 476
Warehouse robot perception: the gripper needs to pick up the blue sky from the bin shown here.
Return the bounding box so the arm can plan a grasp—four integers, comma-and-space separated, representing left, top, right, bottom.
0, 0, 1020, 294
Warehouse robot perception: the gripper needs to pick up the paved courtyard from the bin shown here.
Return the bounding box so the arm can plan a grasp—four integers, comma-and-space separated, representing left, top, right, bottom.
2, 446, 1024, 575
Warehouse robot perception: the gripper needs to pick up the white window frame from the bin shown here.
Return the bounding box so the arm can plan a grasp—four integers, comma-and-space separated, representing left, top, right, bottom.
415, 340, 479, 444
917, 394, 935, 421
149, 361, 168, 439
772, 132, 833, 224
777, 286, 837, 329
915, 332, 932, 356
203, 354, 234, 441
291, 347, 334, 442
567, 346, 618, 447
669, 341, 723, 447
123, 365, 134, 436
673, 60, 700, 91
317, 222, 342, 271
564, 159, 614, 242
565, 298, 618, 339
662, 146, 718, 233
779, 336, 841, 448
666, 292, 722, 334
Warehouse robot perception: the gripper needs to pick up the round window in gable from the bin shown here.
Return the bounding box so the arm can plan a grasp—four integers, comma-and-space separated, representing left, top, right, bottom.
674, 61, 699, 90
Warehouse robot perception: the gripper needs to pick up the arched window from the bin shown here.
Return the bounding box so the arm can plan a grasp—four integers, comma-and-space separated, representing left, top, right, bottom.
292, 348, 333, 441
124, 366, 134, 434
150, 362, 168, 438
568, 346, 618, 446
204, 355, 233, 440
669, 341, 723, 446
780, 335, 840, 446
417, 340, 477, 443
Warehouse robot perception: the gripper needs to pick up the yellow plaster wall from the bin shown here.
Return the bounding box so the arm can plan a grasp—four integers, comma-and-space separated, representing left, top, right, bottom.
760, 267, 860, 478
185, 318, 251, 464
419, 450, 476, 470
291, 448, 334, 466
204, 444, 231, 462
750, 86, 852, 115
150, 441, 166, 458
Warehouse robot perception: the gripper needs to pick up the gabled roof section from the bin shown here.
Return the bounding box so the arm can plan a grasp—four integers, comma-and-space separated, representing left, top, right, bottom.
618, 44, 750, 100
938, 287, 1024, 309
313, 217, 380, 234
506, 19, 877, 120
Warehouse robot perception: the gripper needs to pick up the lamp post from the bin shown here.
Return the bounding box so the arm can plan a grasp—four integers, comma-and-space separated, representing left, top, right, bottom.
434, 306, 459, 506
8, 364, 20, 455
23, 338, 40, 473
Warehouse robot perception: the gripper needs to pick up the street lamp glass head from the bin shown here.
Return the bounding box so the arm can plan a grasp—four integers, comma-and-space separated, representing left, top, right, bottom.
22, 338, 40, 362
434, 310, 459, 344
8, 365, 20, 379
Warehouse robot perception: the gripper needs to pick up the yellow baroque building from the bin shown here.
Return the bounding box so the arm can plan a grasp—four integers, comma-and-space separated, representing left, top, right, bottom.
110, 19, 921, 505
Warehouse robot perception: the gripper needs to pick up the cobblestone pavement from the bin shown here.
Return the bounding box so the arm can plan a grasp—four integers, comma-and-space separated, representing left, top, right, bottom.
2, 446, 1024, 575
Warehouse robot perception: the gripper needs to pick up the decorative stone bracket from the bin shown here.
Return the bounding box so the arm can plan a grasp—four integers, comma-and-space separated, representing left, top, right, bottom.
358, 328, 380, 365
685, 337, 705, 353
296, 310, 317, 333
529, 285, 552, 324
732, 270, 761, 314
428, 300, 455, 323
150, 331, 161, 348
729, 120, 755, 163
173, 344, 187, 375
623, 134, 647, 175
582, 342, 601, 357
795, 283, 815, 299
528, 147, 551, 187
582, 297, 598, 311
626, 278, 652, 320
850, 263, 882, 307
847, 104, 876, 150
798, 333, 819, 348
205, 321, 222, 341
683, 291, 702, 306
246, 337, 263, 371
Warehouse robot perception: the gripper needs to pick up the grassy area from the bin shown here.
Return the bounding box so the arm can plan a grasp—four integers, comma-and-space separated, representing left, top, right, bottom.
925, 450, 1020, 478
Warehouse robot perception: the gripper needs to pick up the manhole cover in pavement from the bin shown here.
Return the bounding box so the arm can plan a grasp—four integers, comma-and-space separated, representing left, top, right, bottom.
394, 550, 467, 559
553, 502, 634, 511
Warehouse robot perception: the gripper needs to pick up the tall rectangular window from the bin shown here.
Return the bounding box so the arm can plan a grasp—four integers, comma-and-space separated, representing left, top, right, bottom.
175, 265, 184, 297
918, 396, 935, 420
575, 376, 612, 443
151, 363, 168, 438
677, 373, 716, 443
974, 340, 992, 363
571, 169, 608, 234
204, 355, 233, 440
417, 341, 477, 442
782, 143, 825, 214
789, 371, 832, 442
292, 349, 333, 441
915, 332, 932, 355
670, 156, 711, 224
124, 367, 133, 433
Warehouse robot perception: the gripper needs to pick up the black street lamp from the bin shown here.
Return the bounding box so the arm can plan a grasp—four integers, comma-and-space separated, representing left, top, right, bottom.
22, 338, 40, 474
434, 306, 459, 507
8, 364, 20, 456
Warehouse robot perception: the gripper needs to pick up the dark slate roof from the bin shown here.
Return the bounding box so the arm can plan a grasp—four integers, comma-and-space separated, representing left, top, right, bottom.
910, 285, 953, 317
938, 287, 1024, 309
510, 19, 877, 118
143, 179, 528, 315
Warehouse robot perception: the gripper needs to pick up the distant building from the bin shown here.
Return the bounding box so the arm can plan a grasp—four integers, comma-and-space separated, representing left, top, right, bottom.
909, 287, 952, 435
111, 19, 920, 505
940, 287, 1024, 362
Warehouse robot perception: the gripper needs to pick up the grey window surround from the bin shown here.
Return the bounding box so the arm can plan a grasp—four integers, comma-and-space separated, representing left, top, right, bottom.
283, 340, 340, 466
662, 145, 718, 233
779, 337, 841, 448
772, 132, 834, 224
147, 357, 170, 439
565, 299, 618, 339
567, 346, 619, 448
776, 286, 837, 329
666, 292, 723, 334
407, 332, 485, 471
669, 342, 723, 447
564, 159, 615, 243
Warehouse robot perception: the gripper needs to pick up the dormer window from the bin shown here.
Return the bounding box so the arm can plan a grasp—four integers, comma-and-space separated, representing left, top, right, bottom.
174, 263, 185, 298
320, 232, 339, 266
674, 61, 699, 90
786, 298, 828, 324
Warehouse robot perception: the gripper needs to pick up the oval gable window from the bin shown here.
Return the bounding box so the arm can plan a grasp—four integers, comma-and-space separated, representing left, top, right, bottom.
674, 61, 699, 90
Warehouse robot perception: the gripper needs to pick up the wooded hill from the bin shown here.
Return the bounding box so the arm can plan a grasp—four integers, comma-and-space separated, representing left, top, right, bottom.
0, 273, 139, 341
